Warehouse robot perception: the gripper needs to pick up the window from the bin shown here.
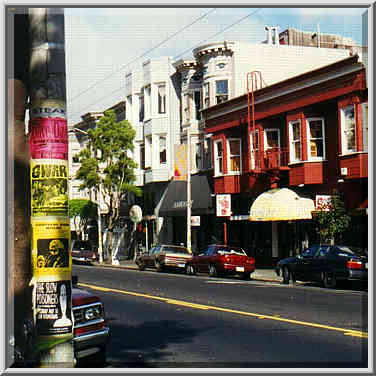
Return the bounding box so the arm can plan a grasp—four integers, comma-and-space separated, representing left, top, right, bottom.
250, 130, 260, 169
362, 102, 368, 151
214, 140, 223, 175
204, 137, 212, 169
306, 118, 325, 160
158, 84, 166, 114
289, 120, 301, 162
227, 138, 242, 173
203, 83, 210, 108
159, 136, 166, 165
216, 80, 228, 104
194, 91, 201, 120
126, 95, 132, 121
264, 129, 280, 150
145, 136, 152, 168
341, 105, 356, 154
139, 94, 144, 122
140, 143, 145, 169
145, 86, 151, 119
183, 93, 191, 122
195, 142, 203, 170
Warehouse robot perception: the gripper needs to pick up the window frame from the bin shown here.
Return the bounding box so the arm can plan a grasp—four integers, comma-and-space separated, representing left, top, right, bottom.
306, 117, 326, 161
250, 129, 260, 170
289, 120, 302, 163
159, 135, 167, 165
362, 102, 368, 152
214, 139, 223, 176
203, 82, 210, 108
226, 138, 242, 175
157, 83, 166, 114
340, 105, 356, 154
139, 93, 145, 122
215, 79, 229, 104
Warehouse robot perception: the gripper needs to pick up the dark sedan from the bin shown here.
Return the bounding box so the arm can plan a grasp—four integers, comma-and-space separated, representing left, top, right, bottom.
275, 244, 368, 288
185, 245, 255, 280
135, 244, 192, 272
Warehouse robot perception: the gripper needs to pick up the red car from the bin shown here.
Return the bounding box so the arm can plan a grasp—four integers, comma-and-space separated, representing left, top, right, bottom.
185, 245, 255, 280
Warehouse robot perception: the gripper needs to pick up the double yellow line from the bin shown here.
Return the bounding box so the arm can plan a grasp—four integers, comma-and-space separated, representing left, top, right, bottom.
78, 282, 368, 339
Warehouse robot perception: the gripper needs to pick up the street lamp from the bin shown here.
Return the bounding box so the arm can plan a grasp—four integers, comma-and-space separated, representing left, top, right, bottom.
69, 128, 104, 263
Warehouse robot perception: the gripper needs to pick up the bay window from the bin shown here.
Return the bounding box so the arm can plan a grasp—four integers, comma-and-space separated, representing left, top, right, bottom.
227, 138, 241, 173
306, 118, 325, 160
139, 93, 144, 122
341, 105, 356, 154
194, 91, 201, 120
159, 136, 166, 165
158, 83, 166, 114
289, 120, 302, 162
183, 93, 191, 123
216, 80, 228, 104
214, 140, 223, 175
203, 83, 210, 108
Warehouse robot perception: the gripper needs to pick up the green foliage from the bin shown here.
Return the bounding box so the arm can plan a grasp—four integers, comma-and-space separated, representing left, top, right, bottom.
69, 199, 97, 219
313, 190, 351, 244
74, 110, 142, 240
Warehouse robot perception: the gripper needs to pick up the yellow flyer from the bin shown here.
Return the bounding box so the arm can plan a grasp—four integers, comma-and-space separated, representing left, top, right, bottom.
30, 159, 69, 217
31, 218, 71, 280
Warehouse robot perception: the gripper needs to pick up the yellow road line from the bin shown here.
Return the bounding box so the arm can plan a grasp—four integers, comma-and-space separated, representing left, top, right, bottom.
78, 282, 367, 339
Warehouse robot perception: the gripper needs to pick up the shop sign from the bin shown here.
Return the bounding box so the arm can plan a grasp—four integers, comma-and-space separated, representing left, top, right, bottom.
315, 195, 332, 211
216, 194, 231, 217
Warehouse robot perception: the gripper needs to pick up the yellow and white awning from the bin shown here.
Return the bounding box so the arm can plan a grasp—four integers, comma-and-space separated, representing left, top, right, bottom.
249, 188, 315, 221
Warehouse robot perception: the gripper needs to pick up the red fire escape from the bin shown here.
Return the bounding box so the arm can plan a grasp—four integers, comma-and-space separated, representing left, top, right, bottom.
246, 71, 289, 189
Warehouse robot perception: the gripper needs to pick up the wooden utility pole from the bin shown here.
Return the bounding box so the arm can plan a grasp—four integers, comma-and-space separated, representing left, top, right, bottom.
7, 8, 33, 366
28, 8, 74, 367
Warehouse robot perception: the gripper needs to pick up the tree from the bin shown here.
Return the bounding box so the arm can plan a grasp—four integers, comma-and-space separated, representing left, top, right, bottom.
313, 190, 351, 245
75, 110, 141, 262
69, 199, 97, 240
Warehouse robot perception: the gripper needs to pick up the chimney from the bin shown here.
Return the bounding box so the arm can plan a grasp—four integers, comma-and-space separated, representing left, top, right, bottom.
265, 26, 279, 45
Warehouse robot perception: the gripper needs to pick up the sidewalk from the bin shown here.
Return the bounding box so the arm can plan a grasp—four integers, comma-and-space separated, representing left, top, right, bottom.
92, 259, 282, 283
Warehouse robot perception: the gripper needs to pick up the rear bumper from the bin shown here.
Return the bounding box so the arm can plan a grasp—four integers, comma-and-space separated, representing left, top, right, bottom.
73, 327, 110, 358
347, 269, 368, 281
222, 264, 255, 274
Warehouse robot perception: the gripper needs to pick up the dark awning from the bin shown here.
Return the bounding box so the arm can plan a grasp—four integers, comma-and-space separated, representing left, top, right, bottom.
159, 174, 214, 217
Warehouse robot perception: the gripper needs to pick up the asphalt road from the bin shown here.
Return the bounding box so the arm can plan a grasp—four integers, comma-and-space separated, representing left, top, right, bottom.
73, 264, 368, 369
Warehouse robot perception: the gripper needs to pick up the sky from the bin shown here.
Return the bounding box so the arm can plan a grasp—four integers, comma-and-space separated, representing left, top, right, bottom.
61, 5, 368, 125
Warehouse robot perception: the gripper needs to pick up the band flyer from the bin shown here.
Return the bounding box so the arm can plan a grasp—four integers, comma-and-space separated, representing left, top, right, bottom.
30, 159, 69, 217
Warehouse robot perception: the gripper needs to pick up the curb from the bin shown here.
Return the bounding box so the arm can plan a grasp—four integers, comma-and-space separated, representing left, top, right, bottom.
89, 262, 283, 284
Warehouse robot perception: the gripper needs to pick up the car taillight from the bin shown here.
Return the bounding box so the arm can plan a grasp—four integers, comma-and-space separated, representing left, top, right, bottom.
246, 258, 255, 264
74, 321, 106, 337
346, 260, 363, 269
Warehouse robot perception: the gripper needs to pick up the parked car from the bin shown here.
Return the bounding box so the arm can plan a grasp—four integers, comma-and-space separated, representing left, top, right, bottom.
135, 244, 192, 272
71, 240, 97, 265
275, 244, 368, 288
185, 245, 255, 280
72, 275, 110, 365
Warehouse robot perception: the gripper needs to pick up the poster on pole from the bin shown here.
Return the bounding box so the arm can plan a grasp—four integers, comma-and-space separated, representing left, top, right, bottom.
30, 159, 69, 217
173, 144, 187, 181
31, 218, 71, 279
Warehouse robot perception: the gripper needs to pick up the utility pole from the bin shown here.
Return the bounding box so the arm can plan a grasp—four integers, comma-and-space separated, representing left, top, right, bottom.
28, 8, 74, 367
186, 127, 192, 253
7, 8, 33, 366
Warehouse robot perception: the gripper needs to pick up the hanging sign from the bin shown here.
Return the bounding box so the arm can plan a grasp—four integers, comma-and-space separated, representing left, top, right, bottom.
315, 195, 333, 211
129, 205, 143, 223
191, 216, 201, 226
216, 194, 231, 217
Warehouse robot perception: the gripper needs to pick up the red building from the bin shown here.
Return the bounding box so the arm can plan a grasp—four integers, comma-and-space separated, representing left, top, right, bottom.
201, 55, 368, 267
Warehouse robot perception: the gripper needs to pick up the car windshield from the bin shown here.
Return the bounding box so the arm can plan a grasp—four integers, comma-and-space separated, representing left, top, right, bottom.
164, 246, 190, 254
73, 241, 91, 250
217, 247, 246, 256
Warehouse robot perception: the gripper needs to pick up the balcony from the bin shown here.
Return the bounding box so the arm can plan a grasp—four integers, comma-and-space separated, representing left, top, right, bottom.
251, 147, 290, 173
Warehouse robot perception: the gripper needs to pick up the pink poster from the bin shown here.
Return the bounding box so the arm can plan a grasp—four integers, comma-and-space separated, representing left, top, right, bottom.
29, 118, 68, 160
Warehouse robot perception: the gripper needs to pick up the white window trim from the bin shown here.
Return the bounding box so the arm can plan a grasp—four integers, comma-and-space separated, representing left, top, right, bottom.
340, 105, 356, 154
362, 102, 368, 152
264, 128, 280, 150
159, 135, 167, 166
214, 139, 223, 177
226, 138, 242, 175
306, 117, 326, 161
157, 83, 167, 115
288, 120, 302, 163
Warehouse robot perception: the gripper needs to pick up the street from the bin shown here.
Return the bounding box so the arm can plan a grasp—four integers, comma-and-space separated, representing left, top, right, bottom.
73, 264, 368, 369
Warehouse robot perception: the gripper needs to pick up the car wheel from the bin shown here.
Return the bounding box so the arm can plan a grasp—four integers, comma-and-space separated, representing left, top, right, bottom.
282, 267, 290, 284
75, 345, 106, 367
137, 260, 145, 271
242, 272, 251, 281
186, 264, 195, 275
208, 264, 217, 277
322, 271, 336, 288
155, 260, 163, 272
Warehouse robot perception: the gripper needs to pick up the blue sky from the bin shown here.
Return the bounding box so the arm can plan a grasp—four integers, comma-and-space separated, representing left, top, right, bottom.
63, 5, 368, 125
